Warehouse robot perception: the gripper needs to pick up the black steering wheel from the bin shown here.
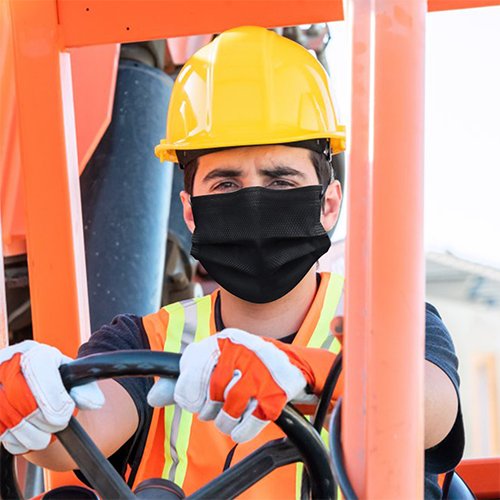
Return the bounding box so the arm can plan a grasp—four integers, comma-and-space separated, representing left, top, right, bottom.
0, 350, 337, 500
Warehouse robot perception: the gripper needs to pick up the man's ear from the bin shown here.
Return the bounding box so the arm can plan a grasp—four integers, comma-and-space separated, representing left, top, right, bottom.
321, 180, 342, 232
180, 190, 195, 233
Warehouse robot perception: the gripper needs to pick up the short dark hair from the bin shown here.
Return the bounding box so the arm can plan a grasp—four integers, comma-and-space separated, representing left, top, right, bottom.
182, 149, 334, 195
183, 159, 199, 195
309, 150, 334, 190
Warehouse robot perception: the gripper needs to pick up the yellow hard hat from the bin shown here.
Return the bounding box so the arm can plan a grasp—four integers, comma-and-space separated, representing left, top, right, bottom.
155, 26, 346, 164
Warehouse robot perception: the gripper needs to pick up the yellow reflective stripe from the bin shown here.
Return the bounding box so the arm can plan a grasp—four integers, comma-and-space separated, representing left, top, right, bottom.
295, 462, 304, 500
162, 303, 186, 481
308, 274, 344, 349
330, 336, 341, 355
172, 296, 212, 487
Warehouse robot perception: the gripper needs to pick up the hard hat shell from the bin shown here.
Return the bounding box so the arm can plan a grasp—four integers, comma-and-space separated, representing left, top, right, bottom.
155, 26, 346, 163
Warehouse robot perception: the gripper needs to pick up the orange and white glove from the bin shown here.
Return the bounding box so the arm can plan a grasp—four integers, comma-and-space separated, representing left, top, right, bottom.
148, 329, 337, 443
0, 341, 105, 455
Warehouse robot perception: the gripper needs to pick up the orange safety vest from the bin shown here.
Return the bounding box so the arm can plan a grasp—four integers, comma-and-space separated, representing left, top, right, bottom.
135, 272, 344, 499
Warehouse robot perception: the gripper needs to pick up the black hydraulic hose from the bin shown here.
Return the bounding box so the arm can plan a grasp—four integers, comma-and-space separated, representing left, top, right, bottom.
313, 351, 343, 432
277, 406, 337, 500
330, 398, 359, 500
301, 351, 343, 500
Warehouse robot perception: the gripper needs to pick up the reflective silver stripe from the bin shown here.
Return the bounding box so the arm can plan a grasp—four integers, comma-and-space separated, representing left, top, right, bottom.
334, 289, 344, 317
165, 299, 198, 481
180, 299, 197, 352
320, 335, 334, 351
168, 405, 183, 481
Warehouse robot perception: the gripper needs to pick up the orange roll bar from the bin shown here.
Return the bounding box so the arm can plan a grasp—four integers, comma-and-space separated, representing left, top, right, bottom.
55, 0, 500, 49
8, 0, 91, 356
343, 0, 426, 498
342, 0, 372, 494
57, 0, 345, 48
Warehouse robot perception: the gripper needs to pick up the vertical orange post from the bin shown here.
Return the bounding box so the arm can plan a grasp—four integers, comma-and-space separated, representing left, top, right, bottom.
344, 0, 426, 498
8, 0, 90, 356
0, 212, 7, 349
342, 0, 372, 495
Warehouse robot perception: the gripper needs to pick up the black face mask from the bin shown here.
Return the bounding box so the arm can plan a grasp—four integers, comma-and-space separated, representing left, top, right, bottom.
190, 185, 331, 304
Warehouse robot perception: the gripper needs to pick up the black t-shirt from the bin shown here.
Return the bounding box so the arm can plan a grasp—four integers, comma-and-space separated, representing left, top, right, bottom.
77, 300, 464, 498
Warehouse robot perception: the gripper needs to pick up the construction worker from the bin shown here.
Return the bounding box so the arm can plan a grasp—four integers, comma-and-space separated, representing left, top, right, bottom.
0, 27, 463, 499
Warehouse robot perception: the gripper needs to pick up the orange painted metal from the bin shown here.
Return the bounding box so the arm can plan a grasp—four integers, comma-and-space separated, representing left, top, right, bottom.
56, 0, 345, 48
55, 0, 500, 49
0, 0, 26, 257
8, 0, 91, 356
0, 201, 7, 349
456, 458, 500, 499
0, 40, 118, 257
70, 44, 120, 174
342, 0, 372, 495
428, 0, 500, 11
343, 0, 426, 498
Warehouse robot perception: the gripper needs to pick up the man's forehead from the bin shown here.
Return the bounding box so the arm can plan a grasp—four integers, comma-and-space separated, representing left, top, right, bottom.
197, 144, 313, 171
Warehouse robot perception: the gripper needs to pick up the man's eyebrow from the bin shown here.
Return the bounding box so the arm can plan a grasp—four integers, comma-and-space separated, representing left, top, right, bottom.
259, 165, 306, 179
202, 168, 243, 183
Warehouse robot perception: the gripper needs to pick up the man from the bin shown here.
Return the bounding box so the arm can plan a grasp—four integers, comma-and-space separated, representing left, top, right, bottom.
0, 27, 463, 499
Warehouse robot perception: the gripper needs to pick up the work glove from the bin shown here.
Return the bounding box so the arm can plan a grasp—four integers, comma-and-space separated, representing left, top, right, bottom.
148, 329, 337, 443
0, 341, 105, 455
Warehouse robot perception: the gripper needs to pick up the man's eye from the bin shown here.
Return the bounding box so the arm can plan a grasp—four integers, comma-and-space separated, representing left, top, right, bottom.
213, 181, 239, 192
268, 180, 295, 189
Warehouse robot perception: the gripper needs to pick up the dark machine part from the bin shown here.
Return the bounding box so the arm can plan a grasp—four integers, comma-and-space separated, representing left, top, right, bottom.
134, 478, 185, 499
4, 254, 31, 345
41, 486, 99, 499
80, 59, 174, 331
1, 351, 337, 500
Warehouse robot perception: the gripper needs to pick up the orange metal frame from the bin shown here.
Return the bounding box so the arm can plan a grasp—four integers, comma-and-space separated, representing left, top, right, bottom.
456, 458, 500, 499
2, 0, 500, 497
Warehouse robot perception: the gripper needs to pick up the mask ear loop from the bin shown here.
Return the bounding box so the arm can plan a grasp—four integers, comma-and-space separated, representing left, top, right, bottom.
320, 183, 329, 199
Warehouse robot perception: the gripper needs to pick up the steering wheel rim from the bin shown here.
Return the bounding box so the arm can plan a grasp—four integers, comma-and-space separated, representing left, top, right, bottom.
1, 351, 336, 500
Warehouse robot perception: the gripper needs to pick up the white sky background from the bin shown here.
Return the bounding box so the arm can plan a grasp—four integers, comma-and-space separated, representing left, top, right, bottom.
327, 6, 500, 269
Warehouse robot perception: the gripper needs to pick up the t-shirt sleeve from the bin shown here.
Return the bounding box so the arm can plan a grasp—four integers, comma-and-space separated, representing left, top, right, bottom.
424, 303, 465, 475
76, 314, 154, 482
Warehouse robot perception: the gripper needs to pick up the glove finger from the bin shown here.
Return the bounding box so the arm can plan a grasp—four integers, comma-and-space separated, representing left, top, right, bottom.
220, 371, 253, 421
231, 399, 269, 443
214, 409, 241, 436
8, 414, 52, 451
22, 346, 75, 428
198, 388, 223, 421
174, 337, 220, 413
148, 378, 176, 408
215, 374, 255, 436
1, 431, 30, 455
70, 382, 105, 411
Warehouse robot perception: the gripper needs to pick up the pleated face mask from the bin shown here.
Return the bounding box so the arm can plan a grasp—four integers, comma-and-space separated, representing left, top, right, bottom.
190, 185, 331, 303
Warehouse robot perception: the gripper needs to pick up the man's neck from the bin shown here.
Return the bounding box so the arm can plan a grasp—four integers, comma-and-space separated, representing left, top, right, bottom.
219, 269, 319, 339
